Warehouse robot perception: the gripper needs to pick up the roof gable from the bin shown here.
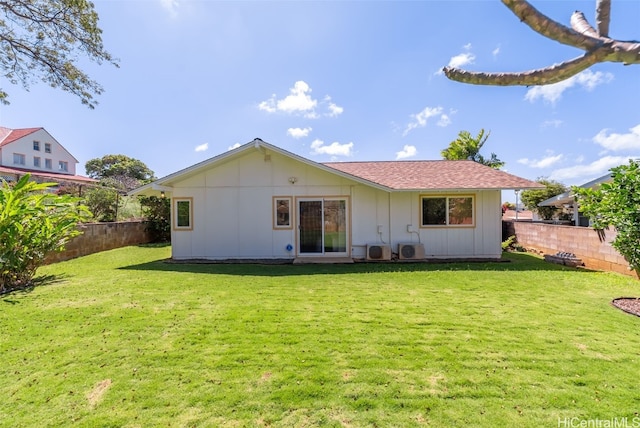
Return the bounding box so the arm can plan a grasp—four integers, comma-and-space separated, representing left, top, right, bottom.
0, 127, 42, 147
129, 138, 542, 196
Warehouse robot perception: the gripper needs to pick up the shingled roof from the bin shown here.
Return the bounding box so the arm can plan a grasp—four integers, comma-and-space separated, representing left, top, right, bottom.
323, 160, 542, 191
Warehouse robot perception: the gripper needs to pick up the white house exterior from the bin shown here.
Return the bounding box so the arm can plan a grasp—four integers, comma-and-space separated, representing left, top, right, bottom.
130, 139, 542, 261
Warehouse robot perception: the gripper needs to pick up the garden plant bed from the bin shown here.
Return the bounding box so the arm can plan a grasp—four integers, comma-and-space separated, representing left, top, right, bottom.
612, 297, 640, 317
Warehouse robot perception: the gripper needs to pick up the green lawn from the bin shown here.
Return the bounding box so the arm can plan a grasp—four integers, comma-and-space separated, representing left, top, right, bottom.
1, 246, 639, 427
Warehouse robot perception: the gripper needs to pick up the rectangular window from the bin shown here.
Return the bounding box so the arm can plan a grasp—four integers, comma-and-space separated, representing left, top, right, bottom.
174, 198, 193, 230
45, 158, 52, 169
421, 195, 474, 227
44, 143, 51, 153
33, 157, 41, 167
33, 141, 40, 151
58, 161, 68, 172
13, 153, 25, 165
273, 196, 292, 229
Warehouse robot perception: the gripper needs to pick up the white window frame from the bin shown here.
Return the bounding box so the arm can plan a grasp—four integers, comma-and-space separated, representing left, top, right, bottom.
58, 161, 68, 172
33, 141, 40, 151
13, 153, 26, 166
45, 158, 52, 169
44, 143, 51, 154
33, 156, 41, 168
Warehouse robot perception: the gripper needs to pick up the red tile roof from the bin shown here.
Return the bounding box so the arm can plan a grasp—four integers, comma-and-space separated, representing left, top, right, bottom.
0, 166, 97, 184
0, 127, 42, 147
323, 160, 542, 190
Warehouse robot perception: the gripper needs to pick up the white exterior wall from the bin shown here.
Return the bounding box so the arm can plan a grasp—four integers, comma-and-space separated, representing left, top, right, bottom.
0, 129, 77, 175
169, 149, 503, 260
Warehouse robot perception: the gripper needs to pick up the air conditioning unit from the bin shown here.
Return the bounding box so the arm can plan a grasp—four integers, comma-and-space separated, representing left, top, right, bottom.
366, 244, 391, 261
398, 243, 425, 260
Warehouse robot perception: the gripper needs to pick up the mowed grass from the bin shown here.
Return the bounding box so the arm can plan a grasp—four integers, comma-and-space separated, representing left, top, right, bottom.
1, 246, 639, 427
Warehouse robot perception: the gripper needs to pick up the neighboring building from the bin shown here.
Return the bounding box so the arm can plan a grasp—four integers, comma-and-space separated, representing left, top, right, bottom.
538, 173, 613, 226
130, 139, 542, 261
0, 126, 95, 185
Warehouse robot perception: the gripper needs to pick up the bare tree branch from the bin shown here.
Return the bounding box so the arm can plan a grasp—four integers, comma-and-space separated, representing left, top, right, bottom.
444, 0, 640, 87
443, 52, 600, 86
596, 0, 611, 37
570, 11, 599, 38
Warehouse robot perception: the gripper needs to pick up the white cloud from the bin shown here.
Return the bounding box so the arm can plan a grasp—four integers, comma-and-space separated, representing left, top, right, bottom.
517, 152, 564, 168
228, 143, 241, 151
195, 143, 208, 152
447, 52, 476, 69
437, 114, 452, 127
492, 45, 501, 58
310, 139, 353, 157
593, 124, 640, 151
541, 119, 563, 129
403, 106, 447, 136
287, 127, 312, 139
327, 102, 344, 117
525, 70, 614, 105
258, 81, 342, 119
160, 0, 180, 17
549, 155, 636, 181
396, 145, 417, 160
277, 81, 317, 114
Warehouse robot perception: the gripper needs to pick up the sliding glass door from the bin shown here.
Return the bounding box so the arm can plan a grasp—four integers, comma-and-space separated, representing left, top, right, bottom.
298, 198, 348, 256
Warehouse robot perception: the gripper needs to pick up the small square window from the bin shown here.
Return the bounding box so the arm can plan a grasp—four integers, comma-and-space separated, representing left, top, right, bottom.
34, 157, 41, 167
33, 141, 40, 151
44, 143, 51, 154
13, 153, 25, 166
45, 158, 52, 169
58, 161, 68, 172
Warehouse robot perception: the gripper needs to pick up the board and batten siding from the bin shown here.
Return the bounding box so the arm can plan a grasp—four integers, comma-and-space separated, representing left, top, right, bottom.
168, 148, 503, 260
169, 149, 358, 260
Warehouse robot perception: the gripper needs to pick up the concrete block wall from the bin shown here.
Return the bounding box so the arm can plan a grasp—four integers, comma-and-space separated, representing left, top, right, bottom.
45, 221, 153, 264
503, 220, 637, 278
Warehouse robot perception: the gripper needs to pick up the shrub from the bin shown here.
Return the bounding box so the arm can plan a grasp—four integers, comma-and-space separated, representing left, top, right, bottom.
140, 196, 170, 242
0, 175, 91, 292
574, 160, 640, 277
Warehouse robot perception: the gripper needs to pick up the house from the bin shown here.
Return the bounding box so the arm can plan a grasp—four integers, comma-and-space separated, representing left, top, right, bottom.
538, 173, 612, 226
130, 139, 542, 261
0, 126, 95, 185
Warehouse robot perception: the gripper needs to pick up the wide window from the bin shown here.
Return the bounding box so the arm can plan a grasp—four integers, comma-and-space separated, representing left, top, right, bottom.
13, 153, 25, 165
174, 198, 193, 230
421, 195, 474, 227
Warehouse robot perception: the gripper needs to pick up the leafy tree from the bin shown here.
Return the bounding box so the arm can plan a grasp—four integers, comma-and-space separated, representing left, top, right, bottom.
140, 196, 170, 242
84, 185, 118, 222
85, 155, 154, 191
441, 129, 504, 169
520, 178, 568, 220
574, 160, 640, 276
443, 0, 638, 86
0, 0, 118, 108
0, 174, 90, 292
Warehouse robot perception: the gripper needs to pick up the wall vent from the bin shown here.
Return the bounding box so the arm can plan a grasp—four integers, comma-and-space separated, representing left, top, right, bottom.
366, 244, 391, 261
398, 243, 425, 260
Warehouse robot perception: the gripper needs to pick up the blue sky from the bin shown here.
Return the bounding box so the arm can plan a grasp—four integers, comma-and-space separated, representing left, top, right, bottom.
1, 1, 639, 200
